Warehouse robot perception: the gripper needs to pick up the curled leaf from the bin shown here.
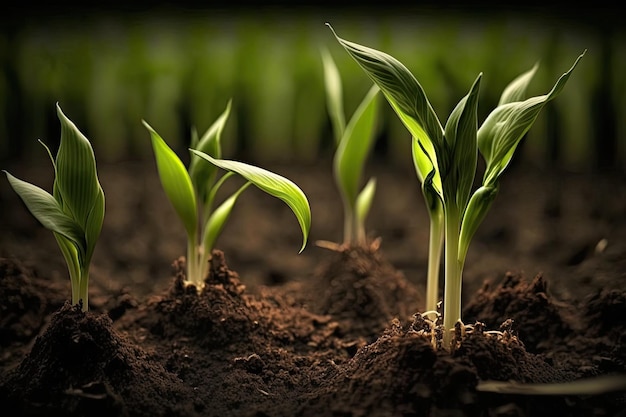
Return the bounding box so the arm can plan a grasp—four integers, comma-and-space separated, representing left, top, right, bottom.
458, 184, 499, 265
190, 151, 311, 253
4, 171, 84, 248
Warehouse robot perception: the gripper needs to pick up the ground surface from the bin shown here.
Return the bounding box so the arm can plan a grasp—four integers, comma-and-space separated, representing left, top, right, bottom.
0, 157, 625, 416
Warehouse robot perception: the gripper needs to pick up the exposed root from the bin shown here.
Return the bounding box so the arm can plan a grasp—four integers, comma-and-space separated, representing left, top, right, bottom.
409, 310, 522, 352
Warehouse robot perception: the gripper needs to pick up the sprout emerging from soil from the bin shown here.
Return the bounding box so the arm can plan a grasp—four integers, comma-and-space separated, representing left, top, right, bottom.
328, 23, 585, 349
321, 47, 380, 247
4, 103, 105, 311
144, 100, 311, 289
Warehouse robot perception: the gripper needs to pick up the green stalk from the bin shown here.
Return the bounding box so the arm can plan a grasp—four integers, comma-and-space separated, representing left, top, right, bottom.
443, 205, 462, 349
187, 236, 199, 286
342, 200, 354, 245
425, 212, 444, 319
354, 214, 364, 247
54, 233, 83, 309
79, 265, 90, 311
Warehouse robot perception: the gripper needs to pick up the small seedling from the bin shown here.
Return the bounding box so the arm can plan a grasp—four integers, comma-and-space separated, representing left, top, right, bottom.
4, 103, 105, 311
321, 47, 379, 247
144, 100, 311, 289
328, 23, 585, 349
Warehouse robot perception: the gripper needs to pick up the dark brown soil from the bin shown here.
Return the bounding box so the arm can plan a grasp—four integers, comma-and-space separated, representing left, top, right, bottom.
1, 158, 625, 417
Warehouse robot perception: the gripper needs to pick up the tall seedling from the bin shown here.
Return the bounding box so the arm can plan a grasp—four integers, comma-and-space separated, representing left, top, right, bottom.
321, 47, 379, 247
328, 24, 585, 349
4, 103, 105, 311
145, 100, 311, 289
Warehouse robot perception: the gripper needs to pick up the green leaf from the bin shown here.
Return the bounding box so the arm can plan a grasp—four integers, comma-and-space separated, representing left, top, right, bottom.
202, 182, 251, 256
355, 177, 376, 235
190, 151, 311, 253
4, 171, 84, 248
498, 63, 539, 105
458, 184, 499, 265
54, 232, 81, 304
328, 24, 445, 176
144, 120, 198, 240
478, 51, 585, 187
54, 103, 105, 261
189, 100, 232, 202
413, 139, 443, 209
83, 188, 105, 265
443, 73, 481, 210
321, 47, 346, 144
333, 84, 379, 211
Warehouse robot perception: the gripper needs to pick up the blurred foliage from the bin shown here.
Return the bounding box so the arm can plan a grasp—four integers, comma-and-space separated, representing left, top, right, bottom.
0, 8, 624, 172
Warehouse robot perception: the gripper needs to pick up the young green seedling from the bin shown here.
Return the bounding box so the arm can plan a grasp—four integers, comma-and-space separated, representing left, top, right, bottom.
321, 47, 379, 247
144, 100, 311, 289
328, 23, 585, 349
4, 103, 105, 312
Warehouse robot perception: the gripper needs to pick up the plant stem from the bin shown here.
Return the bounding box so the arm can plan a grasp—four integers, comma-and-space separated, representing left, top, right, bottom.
425, 212, 444, 320
54, 233, 83, 309
79, 266, 89, 312
443, 206, 462, 349
198, 244, 209, 285
187, 237, 199, 287
342, 201, 354, 246
355, 221, 366, 247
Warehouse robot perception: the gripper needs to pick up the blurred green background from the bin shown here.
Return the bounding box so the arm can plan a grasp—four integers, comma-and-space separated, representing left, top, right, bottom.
1, 3, 624, 172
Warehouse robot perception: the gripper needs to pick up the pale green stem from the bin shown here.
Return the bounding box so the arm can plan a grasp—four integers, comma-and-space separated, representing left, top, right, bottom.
342, 200, 354, 246
78, 266, 90, 312
187, 236, 199, 287
425, 212, 444, 321
54, 234, 82, 309
198, 244, 209, 285
443, 205, 462, 349
69, 264, 81, 307
355, 220, 366, 247
197, 172, 235, 280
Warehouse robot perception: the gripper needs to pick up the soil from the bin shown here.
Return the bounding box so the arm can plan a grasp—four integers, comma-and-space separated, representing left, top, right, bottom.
0, 156, 625, 417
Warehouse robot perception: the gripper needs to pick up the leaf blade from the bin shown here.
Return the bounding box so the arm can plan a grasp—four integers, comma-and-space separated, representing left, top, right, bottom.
333, 84, 379, 211
4, 171, 84, 247
321, 47, 346, 144
443, 73, 481, 210
190, 151, 311, 253
54, 104, 106, 263
478, 51, 585, 186
202, 182, 251, 256
499, 63, 539, 105
328, 24, 445, 175
188, 100, 232, 202
144, 120, 198, 239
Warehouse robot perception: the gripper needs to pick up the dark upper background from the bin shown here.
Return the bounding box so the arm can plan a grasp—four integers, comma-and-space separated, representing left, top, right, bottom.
0, 2, 624, 172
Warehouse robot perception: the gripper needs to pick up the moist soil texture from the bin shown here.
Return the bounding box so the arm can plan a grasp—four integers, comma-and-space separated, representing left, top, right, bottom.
0, 157, 625, 417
